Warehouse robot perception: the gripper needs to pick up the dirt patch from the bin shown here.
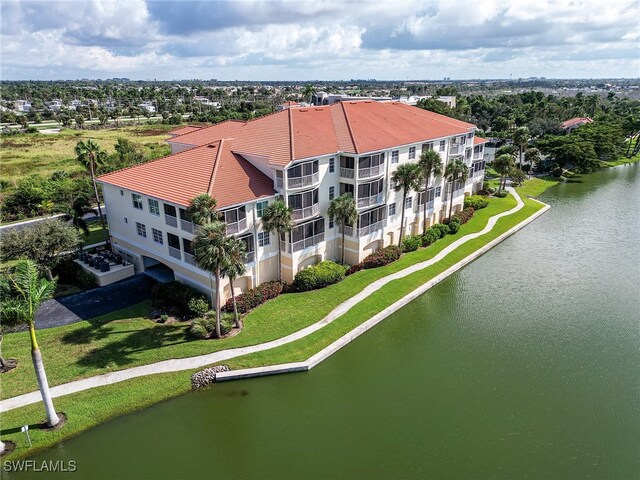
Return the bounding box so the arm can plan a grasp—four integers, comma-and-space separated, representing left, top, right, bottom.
39, 412, 68, 432
0, 441, 16, 458
0, 360, 18, 374
134, 128, 169, 136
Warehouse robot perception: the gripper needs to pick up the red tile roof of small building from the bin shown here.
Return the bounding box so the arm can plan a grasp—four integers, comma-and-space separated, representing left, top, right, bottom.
167, 125, 202, 136
561, 117, 593, 129
98, 140, 275, 208
474, 136, 488, 145
168, 120, 246, 145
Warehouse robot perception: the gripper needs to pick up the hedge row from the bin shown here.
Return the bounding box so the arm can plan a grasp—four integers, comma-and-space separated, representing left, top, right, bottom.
464, 195, 489, 210
293, 261, 347, 292
223, 280, 283, 314
347, 245, 402, 275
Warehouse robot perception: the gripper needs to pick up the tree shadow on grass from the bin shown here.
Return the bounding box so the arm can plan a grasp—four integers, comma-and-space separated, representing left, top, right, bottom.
62, 322, 193, 369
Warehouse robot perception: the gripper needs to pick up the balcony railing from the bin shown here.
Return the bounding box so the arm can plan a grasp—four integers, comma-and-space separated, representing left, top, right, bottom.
226, 217, 247, 235
292, 203, 320, 221
357, 192, 384, 208
244, 251, 255, 264
449, 144, 463, 155
180, 219, 194, 233
165, 214, 178, 228
287, 172, 319, 189
358, 164, 383, 179
340, 219, 387, 238
444, 186, 465, 198
472, 152, 483, 160
340, 167, 355, 179
184, 252, 196, 266
414, 200, 435, 213
472, 169, 485, 178
168, 246, 181, 260
281, 233, 325, 254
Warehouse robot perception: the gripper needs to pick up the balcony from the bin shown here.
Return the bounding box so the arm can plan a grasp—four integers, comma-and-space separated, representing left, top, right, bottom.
168, 246, 181, 260
292, 203, 320, 221
358, 164, 384, 179
449, 144, 463, 156
340, 167, 355, 179
226, 217, 248, 235
184, 252, 196, 266
180, 219, 194, 233
472, 169, 485, 178
357, 192, 384, 208
472, 152, 483, 161
414, 200, 435, 213
165, 214, 178, 228
276, 176, 284, 189
340, 219, 387, 238
281, 233, 325, 254
287, 172, 319, 189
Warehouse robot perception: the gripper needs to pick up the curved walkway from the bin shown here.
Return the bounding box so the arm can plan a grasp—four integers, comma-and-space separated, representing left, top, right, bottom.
1, 188, 531, 413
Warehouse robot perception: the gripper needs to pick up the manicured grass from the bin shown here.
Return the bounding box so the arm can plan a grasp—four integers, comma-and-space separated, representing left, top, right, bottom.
0, 186, 550, 460
514, 177, 559, 197
2, 194, 518, 400
82, 220, 108, 246
1, 126, 173, 184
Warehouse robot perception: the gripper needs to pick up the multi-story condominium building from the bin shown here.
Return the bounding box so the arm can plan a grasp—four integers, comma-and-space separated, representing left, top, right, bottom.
98, 101, 487, 302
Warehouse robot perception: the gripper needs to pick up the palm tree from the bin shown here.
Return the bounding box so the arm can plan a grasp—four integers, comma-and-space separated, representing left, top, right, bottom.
512, 127, 530, 168
193, 221, 229, 338
524, 147, 541, 178
223, 237, 247, 328
328, 193, 358, 264
75, 139, 108, 242
418, 149, 443, 235
493, 154, 516, 193
3, 261, 60, 427
261, 199, 293, 282
188, 193, 219, 225
62, 195, 96, 236
303, 84, 316, 103
391, 163, 423, 246
444, 158, 469, 219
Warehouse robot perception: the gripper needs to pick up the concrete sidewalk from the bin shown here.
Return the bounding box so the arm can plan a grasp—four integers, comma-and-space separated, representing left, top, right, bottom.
1, 188, 538, 412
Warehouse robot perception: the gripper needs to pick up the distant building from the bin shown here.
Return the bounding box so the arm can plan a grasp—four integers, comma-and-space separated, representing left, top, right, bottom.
14, 100, 31, 112
276, 101, 301, 111
561, 117, 593, 132
45, 100, 64, 111
138, 102, 156, 113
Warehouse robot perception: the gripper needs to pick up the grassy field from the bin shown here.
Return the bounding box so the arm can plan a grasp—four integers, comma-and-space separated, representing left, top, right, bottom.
1, 125, 174, 184
0, 184, 550, 459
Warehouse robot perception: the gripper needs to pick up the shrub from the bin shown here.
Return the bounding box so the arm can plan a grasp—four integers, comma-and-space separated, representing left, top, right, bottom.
188, 297, 210, 318
494, 191, 508, 198
451, 207, 475, 225
448, 218, 461, 234
152, 281, 208, 317
402, 235, 421, 252
52, 256, 95, 288
362, 245, 402, 269
346, 263, 363, 276
293, 261, 346, 292
223, 280, 283, 314
429, 223, 450, 239
422, 231, 439, 247
464, 195, 489, 210
190, 312, 234, 339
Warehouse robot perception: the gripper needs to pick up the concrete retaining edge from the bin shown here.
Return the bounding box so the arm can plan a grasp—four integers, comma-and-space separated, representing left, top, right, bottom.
215, 200, 551, 382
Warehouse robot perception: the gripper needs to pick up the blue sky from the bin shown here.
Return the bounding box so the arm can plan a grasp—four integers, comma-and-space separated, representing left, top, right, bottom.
1, 0, 638, 80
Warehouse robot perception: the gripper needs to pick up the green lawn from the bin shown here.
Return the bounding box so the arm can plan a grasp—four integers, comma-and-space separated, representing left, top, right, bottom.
1, 126, 173, 184
82, 220, 108, 246
0, 185, 550, 460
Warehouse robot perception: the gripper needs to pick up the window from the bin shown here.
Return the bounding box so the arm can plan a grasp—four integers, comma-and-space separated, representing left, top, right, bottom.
136, 222, 147, 238
408, 147, 416, 159
132, 193, 143, 210
435, 186, 442, 197
167, 232, 180, 249
357, 179, 384, 200
256, 200, 268, 218
388, 203, 396, 216
329, 186, 335, 200
340, 183, 354, 196
405, 197, 413, 210
148, 199, 160, 216
439, 140, 446, 152
258, 231, 270, 247
124, 217, 128, 224
152, 228, 163, 244
391, 150, 399, 164
120, 190, 124, 196
422, 143, 433, 153
329, 158, 335, 173
329, 216, 334, 229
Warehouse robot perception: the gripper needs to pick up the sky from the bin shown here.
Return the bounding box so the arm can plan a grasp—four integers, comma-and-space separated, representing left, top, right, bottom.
1, 0, 639, 81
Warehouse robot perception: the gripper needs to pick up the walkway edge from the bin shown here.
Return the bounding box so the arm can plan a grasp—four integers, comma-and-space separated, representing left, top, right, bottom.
216, 200, 551, 382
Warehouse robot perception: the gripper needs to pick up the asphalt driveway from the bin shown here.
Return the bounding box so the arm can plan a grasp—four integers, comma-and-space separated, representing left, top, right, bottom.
36, 274, 157, 329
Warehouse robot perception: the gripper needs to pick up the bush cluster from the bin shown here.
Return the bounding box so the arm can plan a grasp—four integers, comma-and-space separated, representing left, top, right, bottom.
293, 261, 347, 292
52, 256, 96, 288
346, 263, 364, 275
223, 280, 283, 314
464, 195, 489, 210
361, 245, 402, 269
152, 281, 208, 317
451, 207, 475, 225
448, 218, 461, 234
427, 223, 450, 239
190, 312, 234, 339
494, 191, 508, 198
402, 235, 422, 252
188, 297, 210, 317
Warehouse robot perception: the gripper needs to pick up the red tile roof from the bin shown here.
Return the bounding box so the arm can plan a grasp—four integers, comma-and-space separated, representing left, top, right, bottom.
168, 120, 245, 146
98, 140, 275, 208
474, 136, 488, 145
167, 125, 202, 136
280, 101, 301, 106
561, 117, 593, 129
